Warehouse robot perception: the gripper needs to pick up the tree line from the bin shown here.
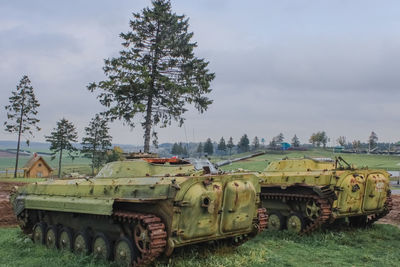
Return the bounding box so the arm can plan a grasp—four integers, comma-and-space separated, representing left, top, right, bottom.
169, 131, 386, 157
4, 76, 115, 177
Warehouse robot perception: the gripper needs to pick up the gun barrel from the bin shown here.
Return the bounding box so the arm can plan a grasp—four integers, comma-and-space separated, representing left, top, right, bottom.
215, 151, 265, 167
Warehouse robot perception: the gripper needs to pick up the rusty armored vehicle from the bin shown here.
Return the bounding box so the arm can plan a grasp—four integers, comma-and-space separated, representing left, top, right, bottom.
260, 157, 392, 234
11, 157, 267, 266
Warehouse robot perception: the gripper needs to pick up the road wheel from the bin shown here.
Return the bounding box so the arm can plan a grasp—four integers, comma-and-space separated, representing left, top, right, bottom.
286, 213, 305, 233
58, 227, 73, 251
92, 232, 112, 261
73, 231, 91, 254
305, 200, 321, 221
45, 225, 58, 249
114, 236, 136, 267
32, 222, 47, 244
268, 211, 286, 230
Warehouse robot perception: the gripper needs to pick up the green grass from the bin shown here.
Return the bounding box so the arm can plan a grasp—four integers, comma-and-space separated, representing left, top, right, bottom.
0, 227, 111, 267
219, 149, 400, 172
1, 224, 399, 267
0, 155, 93, 177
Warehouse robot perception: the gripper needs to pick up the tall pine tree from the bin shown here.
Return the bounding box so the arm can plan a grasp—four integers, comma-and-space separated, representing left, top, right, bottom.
291, 134, 300, 147
252, 136, 260, 150
227, 137, 234, 156
81, 114, 113, 175
88, 0, 215, 153
238, 134, 250, 153
45, 118, 78, 178
203, 138, 214, 155
217, 137, 226, 153
171, 143, 180, 155
197, 142, 203, 157
4, 75, 40, 178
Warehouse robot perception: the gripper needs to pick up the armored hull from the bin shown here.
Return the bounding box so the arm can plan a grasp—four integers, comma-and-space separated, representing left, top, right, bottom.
11, 170, 267, 266
260, 157, 392, 233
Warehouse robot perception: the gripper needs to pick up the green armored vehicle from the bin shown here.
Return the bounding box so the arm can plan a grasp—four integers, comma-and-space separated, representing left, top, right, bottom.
260, 157, 392, 233
11, 158, 267, 266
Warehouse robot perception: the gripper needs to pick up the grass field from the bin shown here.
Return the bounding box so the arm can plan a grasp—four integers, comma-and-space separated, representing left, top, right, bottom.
1, 149, 399, 178
0, 155, 92, 178
0, 224, 399, 267
219, 149, 400, 172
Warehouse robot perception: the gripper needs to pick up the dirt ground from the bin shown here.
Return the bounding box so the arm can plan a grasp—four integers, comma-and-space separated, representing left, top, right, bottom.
377, 194, 400, 226
0, 181, 25, 227
0, 181, 399, 227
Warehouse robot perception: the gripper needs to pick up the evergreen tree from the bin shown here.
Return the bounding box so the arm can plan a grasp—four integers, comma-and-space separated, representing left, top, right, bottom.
203, 138, 214, 155
197, 142, 203, 157
217, 137, 226, 153
238, 134, 250, 153
269, 138, 277, 149
227, 137, 234, 156
181, 144, 188, 156
88, 0, 215, 153
276, 133, 284, 143
252, 136, 260, 150
171, 143, 180, 154
269, 133, 284, 150
81, 114, 113, 175
291, 134, 300, 147
45, 118, 78, 178
368, 131, 378, 152
4, 75, 40, 178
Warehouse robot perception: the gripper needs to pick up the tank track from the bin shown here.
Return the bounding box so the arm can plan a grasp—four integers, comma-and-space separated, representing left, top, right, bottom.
256, 208, 268, 232
262, 193, 332, 234
113, 211, 167, 267
366, 192, 393, 226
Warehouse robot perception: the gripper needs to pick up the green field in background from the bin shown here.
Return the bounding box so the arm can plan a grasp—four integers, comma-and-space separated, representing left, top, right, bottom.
1, 149, 399, 178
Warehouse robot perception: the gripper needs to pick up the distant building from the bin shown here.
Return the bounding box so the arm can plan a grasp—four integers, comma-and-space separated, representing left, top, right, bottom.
281, 142, 291, 150
333, 146, 344, 153
23, 154, 53, 178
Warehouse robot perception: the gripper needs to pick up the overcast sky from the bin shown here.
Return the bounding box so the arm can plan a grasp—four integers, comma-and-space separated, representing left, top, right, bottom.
1, 0, 399, 147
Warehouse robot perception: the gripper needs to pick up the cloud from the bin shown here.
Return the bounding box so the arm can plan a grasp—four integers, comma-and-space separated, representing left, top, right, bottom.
1, 0, 399, 146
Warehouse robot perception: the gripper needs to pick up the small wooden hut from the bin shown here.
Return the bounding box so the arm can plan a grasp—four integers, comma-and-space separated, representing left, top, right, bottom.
23, 154, 53, 178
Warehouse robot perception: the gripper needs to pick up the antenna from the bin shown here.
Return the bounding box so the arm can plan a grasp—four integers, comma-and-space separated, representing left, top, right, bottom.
183, 124, 189, 157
